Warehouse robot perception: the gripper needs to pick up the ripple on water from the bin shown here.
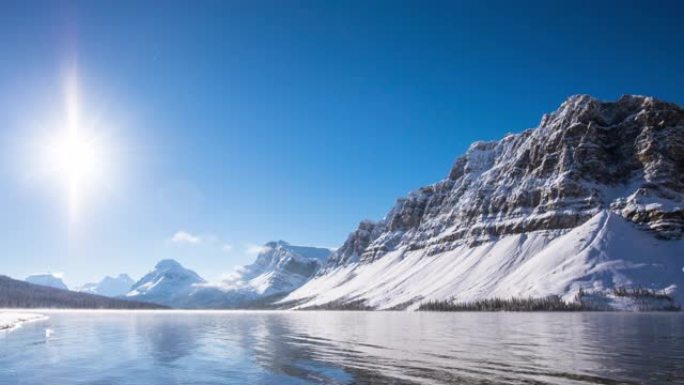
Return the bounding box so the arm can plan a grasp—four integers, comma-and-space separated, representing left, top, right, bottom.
0, 311, 682, 385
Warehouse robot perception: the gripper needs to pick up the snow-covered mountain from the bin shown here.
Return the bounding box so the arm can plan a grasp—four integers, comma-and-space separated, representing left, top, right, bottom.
281, 95, 684, 310
1, 275, 165, 309
125, 242, 332, 308
78, 274, 135, 297
25, 274, 68, 290
222, 241, 331, 296
191, 241, 332, 308
125, 259, 205, 307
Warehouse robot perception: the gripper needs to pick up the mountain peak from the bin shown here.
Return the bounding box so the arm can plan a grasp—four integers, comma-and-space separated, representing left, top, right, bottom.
25, 274, 68, 291
264, 240, 291, 249
192, 242, 334, 305
115, 273, 132, 280
562, 93, 599, 105
283, 94, 684, 310
78, 273, 135, 297
541, 93, 680, 132
154, 259, 184, 271
126, 259, 206, 307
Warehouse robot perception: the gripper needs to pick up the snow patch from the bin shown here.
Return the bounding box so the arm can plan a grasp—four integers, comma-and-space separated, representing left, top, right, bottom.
0, 312, 47, 331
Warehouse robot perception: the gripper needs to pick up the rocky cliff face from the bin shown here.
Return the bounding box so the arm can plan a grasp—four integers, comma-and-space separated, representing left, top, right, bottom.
328, 95, 683, 268
280, 95, 683, 310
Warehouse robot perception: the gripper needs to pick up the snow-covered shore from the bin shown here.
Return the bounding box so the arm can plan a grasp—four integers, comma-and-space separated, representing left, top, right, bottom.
0, 312, 47, 331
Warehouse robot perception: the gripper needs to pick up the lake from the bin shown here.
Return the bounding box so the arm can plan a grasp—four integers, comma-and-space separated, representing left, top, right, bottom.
0, 311, 682, 384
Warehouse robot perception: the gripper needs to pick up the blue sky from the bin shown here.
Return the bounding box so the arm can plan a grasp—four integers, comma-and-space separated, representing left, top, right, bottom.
1, 1, 683, 286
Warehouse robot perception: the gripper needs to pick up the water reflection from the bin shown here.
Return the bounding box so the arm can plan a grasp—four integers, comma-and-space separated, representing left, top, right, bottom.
137, 316, 198, 364
0, 311, 682, 385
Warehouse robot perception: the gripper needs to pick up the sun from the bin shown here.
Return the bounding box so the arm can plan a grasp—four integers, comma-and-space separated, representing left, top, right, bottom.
38, 70, 111, 221
48, 131, 102, 192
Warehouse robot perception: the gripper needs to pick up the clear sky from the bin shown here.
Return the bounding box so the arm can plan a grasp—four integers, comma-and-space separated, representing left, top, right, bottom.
1, 1, 683, 287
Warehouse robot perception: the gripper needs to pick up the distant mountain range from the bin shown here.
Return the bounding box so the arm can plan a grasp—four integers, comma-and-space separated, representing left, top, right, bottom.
5, 95, 683, 311
0, 275, 165, 309
11, 241, 332, 309
25, 274, 68, 290
124, 241, 332, 308
78, 274, 135, 297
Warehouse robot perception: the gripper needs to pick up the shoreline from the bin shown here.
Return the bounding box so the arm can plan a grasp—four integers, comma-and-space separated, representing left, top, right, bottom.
0, 312, 48, 332
1, 308, 681, 315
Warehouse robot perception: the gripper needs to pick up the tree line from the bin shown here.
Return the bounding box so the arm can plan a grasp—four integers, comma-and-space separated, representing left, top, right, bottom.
0, 275, 166, 309
418, 288, 680, 312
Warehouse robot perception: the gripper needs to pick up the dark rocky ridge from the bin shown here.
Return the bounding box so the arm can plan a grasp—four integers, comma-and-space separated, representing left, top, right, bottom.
326, 95, 684, 268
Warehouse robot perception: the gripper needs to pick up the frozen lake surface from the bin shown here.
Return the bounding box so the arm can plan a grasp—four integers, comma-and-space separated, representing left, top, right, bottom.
0, 311, 683, 384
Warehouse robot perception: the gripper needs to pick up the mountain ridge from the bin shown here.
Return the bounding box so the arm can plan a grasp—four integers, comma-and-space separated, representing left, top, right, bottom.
9, 94, 681, 311
282, 94, 684, 310
78, 274, 135, 297
0, 275, 166, 309
325, 94, 682, 267
124, 242, 332, 308
25, 274, 68, 290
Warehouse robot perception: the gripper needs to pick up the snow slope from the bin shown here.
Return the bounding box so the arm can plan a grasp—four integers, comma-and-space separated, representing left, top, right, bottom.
281, 95, 684, 310
284, 211, 684, 309
118, 95, 684, 310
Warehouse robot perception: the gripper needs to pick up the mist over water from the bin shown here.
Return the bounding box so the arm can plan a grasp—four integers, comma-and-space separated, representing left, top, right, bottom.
1, 311, 682, 384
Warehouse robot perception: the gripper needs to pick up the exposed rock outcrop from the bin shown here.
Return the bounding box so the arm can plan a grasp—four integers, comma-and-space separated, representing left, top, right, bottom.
283, 95, 684, 310
328, 95, 683, 269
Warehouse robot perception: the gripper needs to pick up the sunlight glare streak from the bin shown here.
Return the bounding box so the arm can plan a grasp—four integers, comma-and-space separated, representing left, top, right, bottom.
40, 68, 112, 223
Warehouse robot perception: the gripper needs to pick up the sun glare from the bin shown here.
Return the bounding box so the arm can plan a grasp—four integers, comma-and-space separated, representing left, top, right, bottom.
48, 132, 102, 197
38, 69, 111, 221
